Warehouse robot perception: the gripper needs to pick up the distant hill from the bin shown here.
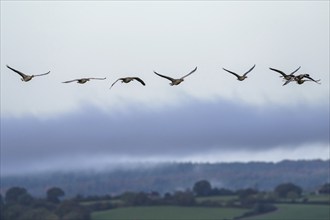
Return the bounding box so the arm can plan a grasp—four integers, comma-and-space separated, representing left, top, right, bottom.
1, 160, 329, 197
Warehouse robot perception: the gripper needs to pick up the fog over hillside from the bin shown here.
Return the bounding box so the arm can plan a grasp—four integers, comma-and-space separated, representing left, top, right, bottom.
1, 160, 328, 197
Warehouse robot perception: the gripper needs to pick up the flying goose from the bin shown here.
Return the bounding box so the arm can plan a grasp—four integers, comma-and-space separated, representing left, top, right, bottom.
295, 78, 321, 85
153, 67, 197, 86
110, 77, 146, 89
223, 64, 256, 81
294, 74, 321, 85
269, 66, 301, 86
62, 77, 106, 84
6, 65, 50, 82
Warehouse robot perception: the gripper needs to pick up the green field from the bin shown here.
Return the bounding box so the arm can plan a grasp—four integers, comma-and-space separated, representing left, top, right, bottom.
81, 199, 124, 206
243, 204, 330, 220
196, 195, 238, 203
90, 195, 330, 220
307, 194, 330, 202
92, 206, 248, 220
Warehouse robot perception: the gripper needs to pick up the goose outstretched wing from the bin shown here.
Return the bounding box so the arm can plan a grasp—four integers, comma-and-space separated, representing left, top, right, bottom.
34, 71, 50, 77
282, 78, 294, 86
89, 77, 106, 81
269, 68, 287, 77
62, 79, 79, 83
153, 71, 175, 82
303, 75, 321, 84
181, 66, 197, 79
6, 65, 28, 78
243, 64, 256, 76
133, 77, 146, 86
223, 68, 240, 78
290, 66, 301, 75
110, 79, 121, 89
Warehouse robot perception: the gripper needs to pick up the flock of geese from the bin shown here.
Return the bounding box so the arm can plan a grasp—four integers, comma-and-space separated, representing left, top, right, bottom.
6, 64, 321, 88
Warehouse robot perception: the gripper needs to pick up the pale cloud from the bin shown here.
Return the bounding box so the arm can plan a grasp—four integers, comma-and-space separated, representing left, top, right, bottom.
182, 143, 330, 163
1, 98, 328, 175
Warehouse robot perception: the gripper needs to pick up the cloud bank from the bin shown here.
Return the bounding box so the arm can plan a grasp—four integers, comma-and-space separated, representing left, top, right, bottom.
1, 98, 329, 175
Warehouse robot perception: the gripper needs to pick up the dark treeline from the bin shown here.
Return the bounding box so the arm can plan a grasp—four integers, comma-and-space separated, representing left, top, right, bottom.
0, 187, 90, 220
1, 180, 329, 220
1, 160, 328, 197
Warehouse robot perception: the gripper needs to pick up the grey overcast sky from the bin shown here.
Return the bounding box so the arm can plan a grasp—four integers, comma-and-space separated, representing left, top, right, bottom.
1, 1, 329, 176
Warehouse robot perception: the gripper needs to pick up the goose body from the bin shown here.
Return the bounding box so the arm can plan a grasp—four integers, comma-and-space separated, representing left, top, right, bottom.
110, 77, 146, 89
295, 78, 314, 85
294, 74, 321, 85
269, 66, 301, 85
223, 64, 255, 81
62, 77, 106, 84
153, 67, 197, 86
6, 65, 50, 82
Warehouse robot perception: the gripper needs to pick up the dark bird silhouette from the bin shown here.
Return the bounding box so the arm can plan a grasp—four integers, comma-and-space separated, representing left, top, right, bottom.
153, 67, 197, 86
294, 74, 321, 85
269, 66, 301, 85
110, 77, 146, 89
62, 77, 106, 84
6, 65, 50, 82
223, 64, 256, 81
295, 78, 321, 85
